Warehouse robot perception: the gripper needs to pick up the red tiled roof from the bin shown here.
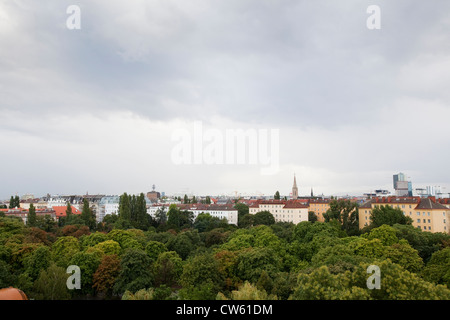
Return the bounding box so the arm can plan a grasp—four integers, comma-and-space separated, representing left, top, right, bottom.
52, 206, 81, 218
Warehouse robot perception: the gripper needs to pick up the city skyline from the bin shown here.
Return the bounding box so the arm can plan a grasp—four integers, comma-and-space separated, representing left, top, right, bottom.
1, 1, 449, 201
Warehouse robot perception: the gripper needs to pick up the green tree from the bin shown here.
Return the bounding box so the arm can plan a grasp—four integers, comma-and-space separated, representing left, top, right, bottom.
256, 270, 274, 293
135, 193, 150, 230
118, 193, 132, 227
66, 202, 73, 219
167, 234, 195, 260
234, 203, 249, 226
154, 207, 167, 226
274, 191, 281, 200
363, 224, 399, 246
369, 205, 413, 229
32, 263, 71, 300
323, 199, 359, 235
23, 246, 51, 282
253, 211, 275, 226
114, 248, 153, 294
153, 251, 183, 287
421, 247, 450, 287
9, 195, 20, 209
235, 247, 282, 283
51, 236, 80, 268
69, 251, 102, 295
27, 203, 37, 227
194, 213, 228, 233
384, 240, 424, 273
180, 252, 224, 294
218, 281, 275, 300
80, 232, 109, 249
308, 211, 318, 223
393, 224, 448, 262
81, 199, 96, 230
145, 241, 168, 263
290, 265, 370, 300
239, 214, 254, 228
93, 240, 121, 257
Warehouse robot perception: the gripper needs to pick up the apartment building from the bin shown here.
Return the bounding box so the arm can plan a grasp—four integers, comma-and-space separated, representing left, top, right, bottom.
248, 199, 308, 224
147, 203, 239, 225
308, 199, 331, 222
359, 196, 450, 233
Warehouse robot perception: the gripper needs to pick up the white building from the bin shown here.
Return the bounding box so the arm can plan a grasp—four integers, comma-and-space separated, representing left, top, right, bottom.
97, 196, 120, 222
249, 199, 309, 224
147, 203, 238, 225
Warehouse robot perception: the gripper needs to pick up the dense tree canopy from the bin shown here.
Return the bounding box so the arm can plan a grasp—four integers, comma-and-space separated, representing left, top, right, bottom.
0, 202, 449, 300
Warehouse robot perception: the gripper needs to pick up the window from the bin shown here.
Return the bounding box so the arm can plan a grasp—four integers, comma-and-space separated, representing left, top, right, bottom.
427, 212, 430, 216
428, 219, 430, 223
423, 219, 426, 223
428, 226, 431, 230
417, 212, 420, 216
417, 219, 420, 223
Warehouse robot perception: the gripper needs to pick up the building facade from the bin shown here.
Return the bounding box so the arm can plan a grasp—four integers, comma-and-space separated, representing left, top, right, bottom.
308, 199, 331, 222
249, 199, 308, 224
359, 196, 450, 233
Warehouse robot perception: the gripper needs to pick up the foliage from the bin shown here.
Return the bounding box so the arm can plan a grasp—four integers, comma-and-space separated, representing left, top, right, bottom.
114, 248, 153, 294
323, 199, 359, 235
253, 211, 275, 226
92, 254, 121, 296
153, 251, 183, 287
32, 263, 71, 300
1, 203, 449, 300
369, 205, 413, 229
51, 236, 80, 268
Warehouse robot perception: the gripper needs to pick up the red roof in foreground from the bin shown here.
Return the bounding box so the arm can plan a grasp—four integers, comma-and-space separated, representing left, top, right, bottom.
0, 287, 28, 300
52, 206, 81, 218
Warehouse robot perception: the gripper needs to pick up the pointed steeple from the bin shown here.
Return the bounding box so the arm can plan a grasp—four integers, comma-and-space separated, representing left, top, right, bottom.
292, 174, 298, 199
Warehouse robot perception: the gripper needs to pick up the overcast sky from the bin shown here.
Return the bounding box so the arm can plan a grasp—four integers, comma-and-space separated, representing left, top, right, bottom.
1, 0, 450, 200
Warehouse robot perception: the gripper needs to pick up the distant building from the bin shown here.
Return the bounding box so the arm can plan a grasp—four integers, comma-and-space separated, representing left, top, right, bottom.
359, 196, 450, 233
248, 199, 308, 224
147, 203, 238, 225
98, 196, 120, 222
308, 198, 331, 222
393, 173, 412, 196
0, 208, 56, 224
147, 185, 161, 202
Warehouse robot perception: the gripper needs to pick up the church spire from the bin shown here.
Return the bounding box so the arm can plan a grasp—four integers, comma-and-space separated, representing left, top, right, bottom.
292, 174, 298, 199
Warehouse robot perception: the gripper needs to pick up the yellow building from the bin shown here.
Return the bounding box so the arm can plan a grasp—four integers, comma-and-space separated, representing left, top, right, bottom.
308, 199, 331, 222
358, 196, 450, 234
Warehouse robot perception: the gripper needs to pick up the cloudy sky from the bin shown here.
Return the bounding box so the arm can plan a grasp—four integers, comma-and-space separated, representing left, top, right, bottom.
1, 0, 450, 200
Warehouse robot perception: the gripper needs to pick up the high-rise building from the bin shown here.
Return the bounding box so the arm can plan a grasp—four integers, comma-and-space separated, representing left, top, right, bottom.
292, 174, 298, 199
393, 173, 412, 196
